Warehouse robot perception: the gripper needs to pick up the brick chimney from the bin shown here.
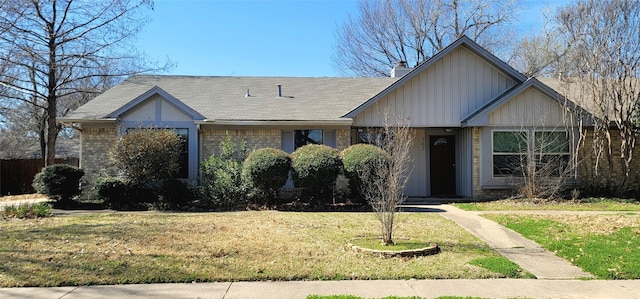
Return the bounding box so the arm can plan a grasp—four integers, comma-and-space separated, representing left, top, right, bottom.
390, 61, 411, 78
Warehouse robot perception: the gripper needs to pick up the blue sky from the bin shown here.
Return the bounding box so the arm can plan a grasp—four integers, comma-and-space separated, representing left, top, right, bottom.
138, 0, 572, 77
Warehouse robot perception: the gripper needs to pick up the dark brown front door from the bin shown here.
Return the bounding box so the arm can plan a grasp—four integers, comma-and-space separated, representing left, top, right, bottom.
430, 135, 456, 196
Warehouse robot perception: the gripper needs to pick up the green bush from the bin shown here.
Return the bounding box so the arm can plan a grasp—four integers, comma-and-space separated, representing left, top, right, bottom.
341, 144, 389, 204
291, 144, 342, 204
153, 179, 195, 211
32, 164, 84, 205
200, 134, 249, 210
242, 147, 291, 205
93, 177, 158, 210
110, 128, 183, 184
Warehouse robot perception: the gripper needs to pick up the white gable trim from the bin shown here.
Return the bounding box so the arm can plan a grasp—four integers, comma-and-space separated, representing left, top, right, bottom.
462, 78, 583, 127
344, 35, 528, 119
106, 86, 205, 120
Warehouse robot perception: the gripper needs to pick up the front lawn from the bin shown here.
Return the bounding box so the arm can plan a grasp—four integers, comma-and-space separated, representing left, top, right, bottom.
0, 211, 508, 287
484, 213, 640, 279
455, 198, 640, 212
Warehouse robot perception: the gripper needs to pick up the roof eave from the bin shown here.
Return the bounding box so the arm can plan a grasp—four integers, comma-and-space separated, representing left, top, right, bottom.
195, 119, 353, 127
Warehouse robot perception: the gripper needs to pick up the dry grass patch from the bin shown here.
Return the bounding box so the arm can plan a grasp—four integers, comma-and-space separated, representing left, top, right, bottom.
0, 194, 46, 202
0, 211, 505, 287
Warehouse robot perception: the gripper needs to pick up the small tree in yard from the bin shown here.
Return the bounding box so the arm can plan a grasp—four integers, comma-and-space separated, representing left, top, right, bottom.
359, 115, 414, 246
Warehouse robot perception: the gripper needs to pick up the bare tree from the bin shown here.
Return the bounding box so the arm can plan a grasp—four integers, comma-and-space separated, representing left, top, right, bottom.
333, 0, 519, 77
556, 0, 640, 193
359, 112, 414, 245
0, 0, 171, 165
507, 8, 569, 78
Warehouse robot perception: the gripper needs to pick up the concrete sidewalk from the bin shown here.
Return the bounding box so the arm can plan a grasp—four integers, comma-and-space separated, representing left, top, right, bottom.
436, 204, 593, 279
2, 279, 639, 298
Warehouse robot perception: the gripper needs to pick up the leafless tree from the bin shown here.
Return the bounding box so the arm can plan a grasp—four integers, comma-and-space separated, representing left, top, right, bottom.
0, 0, 171, 165
556, 0, 640, 193
333, 0, 519, 77
359, 112, 414, 245
507, 8, 570, 78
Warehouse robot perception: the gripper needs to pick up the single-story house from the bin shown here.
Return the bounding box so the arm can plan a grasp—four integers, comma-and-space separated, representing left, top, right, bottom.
62, 36, 618, 199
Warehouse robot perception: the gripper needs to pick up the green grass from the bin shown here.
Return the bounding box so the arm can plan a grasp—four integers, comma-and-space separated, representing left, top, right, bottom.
469, 257, 536, 278
455, 198, 640, 212
0, 211, 508, 287
484, 213, 640, 279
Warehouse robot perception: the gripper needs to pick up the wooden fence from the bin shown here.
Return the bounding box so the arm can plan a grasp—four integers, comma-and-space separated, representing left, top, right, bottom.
0, 158, 79, 196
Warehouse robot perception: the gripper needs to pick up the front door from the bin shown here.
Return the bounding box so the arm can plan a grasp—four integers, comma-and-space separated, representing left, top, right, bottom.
430, 135, 456, 196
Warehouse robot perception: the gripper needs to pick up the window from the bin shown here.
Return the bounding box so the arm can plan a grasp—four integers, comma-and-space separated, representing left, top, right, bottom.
533, 131, 570, 176
492, 130, 570, 178
294, 130, 322, 149
492, 131, 528, 177
356, 128, 384, 145
174, 128, 189, 179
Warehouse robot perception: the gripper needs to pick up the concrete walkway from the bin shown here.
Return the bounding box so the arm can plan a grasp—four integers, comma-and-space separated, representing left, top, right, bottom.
2, 279, 640, 299
436, 204, 594, 279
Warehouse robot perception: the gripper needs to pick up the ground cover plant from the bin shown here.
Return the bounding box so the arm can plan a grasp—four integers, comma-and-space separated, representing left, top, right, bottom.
1, 202, 51, 219
484, 213, 640, 279
455, 198, 640, 212
0, 212, 513, 287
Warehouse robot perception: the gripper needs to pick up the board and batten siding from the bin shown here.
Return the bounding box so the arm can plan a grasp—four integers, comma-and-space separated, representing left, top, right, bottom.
487, 87, 569, 127
352, 46, 518, 127
455, 127, 474, 197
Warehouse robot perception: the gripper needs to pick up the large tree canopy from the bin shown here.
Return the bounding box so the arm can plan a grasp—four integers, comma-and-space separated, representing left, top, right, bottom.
333, 0, 519, 77
0, 0, 170, 164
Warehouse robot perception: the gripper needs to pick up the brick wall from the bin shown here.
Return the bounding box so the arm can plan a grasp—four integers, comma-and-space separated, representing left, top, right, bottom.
577, 129, 640, 193
80, 127, 117, 189
200, 129, 281, 160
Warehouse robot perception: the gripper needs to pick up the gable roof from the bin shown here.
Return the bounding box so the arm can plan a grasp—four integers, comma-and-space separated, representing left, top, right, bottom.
106, 86, 205, 120
344, 35, 528, 118
62, 75, 398, 124
462, 77, 593, 126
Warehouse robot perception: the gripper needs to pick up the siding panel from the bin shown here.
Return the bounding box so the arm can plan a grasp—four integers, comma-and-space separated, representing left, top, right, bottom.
353, 47, 518, 127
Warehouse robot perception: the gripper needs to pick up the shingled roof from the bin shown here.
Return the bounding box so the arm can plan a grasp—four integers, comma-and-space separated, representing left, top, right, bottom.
63, 75, 399, 122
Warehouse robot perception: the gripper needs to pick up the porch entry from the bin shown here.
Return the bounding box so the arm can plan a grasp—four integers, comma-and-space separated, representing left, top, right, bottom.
430, 135, 456, 196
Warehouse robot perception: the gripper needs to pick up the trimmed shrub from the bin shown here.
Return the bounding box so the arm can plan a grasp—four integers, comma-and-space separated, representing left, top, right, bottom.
32, 164, 84, 205
242, 147, 291, 205
341, 144, 389, 204
93, 176, 128, 209
200, 134, 249, 210
110, 128, 183, 184
291, 144, 342, 204
93, 177, 157, 210
153, 179, 195, 211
